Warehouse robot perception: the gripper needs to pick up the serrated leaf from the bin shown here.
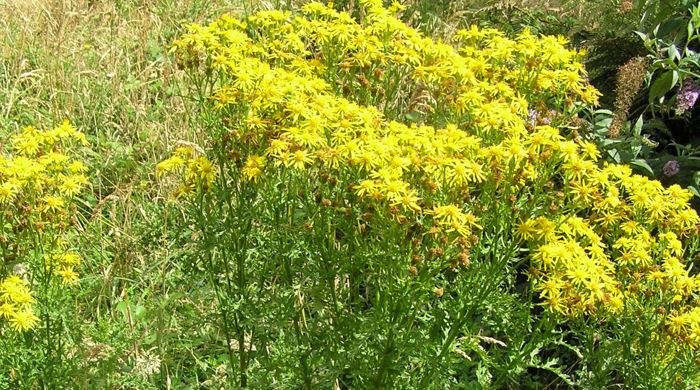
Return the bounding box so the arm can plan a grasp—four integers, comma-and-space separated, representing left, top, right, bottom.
476, 363, 492, 387
530, 361, 575, 386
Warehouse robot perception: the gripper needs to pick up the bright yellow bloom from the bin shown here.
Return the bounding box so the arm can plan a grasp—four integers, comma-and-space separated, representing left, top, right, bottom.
42, 195, 65, 213
9, 308, 39, 332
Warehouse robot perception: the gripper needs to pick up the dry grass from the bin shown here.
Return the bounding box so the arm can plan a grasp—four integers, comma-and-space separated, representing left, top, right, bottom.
0, 0, 251, 211
0, 4, 245, 384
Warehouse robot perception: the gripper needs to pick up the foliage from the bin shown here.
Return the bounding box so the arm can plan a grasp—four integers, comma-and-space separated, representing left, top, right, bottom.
0, 0, 248, 387
589, 3, 700, 206
0, 121, 90, 387
160, 1, 700, 387
639, 3, 699, 121
0, 0, 698, 388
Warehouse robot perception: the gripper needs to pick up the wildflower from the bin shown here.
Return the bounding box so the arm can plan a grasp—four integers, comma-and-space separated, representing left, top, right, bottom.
579, 141, 600, 161
42, 195, 65, 213
355, 179, 379, 198
544, 295, 566, 315
429, 204, 465, 226
428, 204, 477, 237
675, 78, 699, 115
189, 157, 216, 188
0, 302, 15, 319
156, 156, 186, 177
667, 313, 689, 335
293, 150, 316, 171
389, 190, 421, 212
662, 160, 680, 178
169, 1, 700, 352
0, 181, 18, 203
242, 155, 266, 182
59, 174, 89, 196
537, 278, 562, 299
1, 276, 31, 304
9, 308, 39, 332
56, 268, 79, 285
516, 219, 538, 241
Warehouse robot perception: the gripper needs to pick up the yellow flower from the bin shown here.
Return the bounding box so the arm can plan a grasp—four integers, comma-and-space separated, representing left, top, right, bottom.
156, 156, 186, 177
242, 155, 266, 182
42, 195, 65, 213
544, 295, 566, 315
56, 267, 79, 285
0, 275, 35, 307
388, 1, 406, 13
9, 308, 39, 332
0, 302, 15, 319
59, 174, 89, 197
667, 313, 689, 336
428, 204, 464, 226
516, 219, 538, 241
0, 181, 18, 203
284, 150, 314, 171
189, 156, 216, 188
537, 278, 563, 299
389, 190, 421, 212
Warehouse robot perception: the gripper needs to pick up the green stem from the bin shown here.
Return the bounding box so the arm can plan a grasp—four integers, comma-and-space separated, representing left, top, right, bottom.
195, 195, 237, 381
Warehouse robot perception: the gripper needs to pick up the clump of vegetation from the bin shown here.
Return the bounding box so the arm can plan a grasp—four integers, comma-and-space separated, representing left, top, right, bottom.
0, 0, 698, 388
159, 1, 700, 387
1, 121, 90, 387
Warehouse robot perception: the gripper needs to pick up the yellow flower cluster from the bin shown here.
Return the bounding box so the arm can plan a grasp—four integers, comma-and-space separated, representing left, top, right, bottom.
519, 165, 700, 347
174, 0, 598, 128
168, 1, 600, 240
0, 120, 89, 320
47, 251, 82, 285
1, 121, 88, 204
156, 146, 216, 199
169, 1, 699, 349
0, 275, 39, 332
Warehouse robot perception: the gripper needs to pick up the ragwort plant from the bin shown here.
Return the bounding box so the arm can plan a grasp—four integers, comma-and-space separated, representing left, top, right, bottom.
160, 1, 700, 387
0, 121, 90, 388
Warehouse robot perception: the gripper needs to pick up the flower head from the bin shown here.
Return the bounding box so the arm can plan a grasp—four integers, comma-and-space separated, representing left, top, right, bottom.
662, 160, 680, 178
675, 78, 700, 115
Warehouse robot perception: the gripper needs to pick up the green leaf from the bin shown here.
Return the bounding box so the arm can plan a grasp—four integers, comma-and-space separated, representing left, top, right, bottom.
530, 360, 575, 387
632, 116, 644, 137
658, 17, 685, 39
607, 149, 622, 164
688, 21, 695, 44
630, 159, 655, 177
649, 70, 679, 102
688, 185, 700, 198
668, 45, 680, 62
476, 363, 492, 387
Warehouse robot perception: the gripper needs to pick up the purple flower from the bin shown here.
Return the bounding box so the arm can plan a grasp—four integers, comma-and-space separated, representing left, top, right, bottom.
675, 78, 699, 115
662, 160, 680, 177
526, 109, 555, 126
527, 109, 538, 126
